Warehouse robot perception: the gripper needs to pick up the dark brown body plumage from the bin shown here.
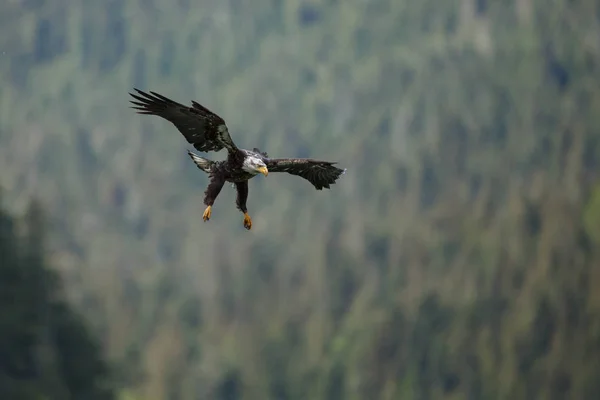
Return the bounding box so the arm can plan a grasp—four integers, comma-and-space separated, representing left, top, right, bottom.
129, 88, 346, 229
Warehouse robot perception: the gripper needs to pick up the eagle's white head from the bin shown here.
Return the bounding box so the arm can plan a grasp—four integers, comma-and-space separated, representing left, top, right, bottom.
242, 156, 269, 176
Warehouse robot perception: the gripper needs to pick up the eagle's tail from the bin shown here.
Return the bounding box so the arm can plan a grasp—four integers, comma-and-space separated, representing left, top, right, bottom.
187, 150, 214, 173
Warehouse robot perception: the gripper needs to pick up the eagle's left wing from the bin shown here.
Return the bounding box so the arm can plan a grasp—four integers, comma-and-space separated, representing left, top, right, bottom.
129, 88, 238, 154
266, 158, 346, 190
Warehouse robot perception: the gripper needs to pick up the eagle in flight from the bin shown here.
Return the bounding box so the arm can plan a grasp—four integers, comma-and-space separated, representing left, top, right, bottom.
129, 89, 346, 230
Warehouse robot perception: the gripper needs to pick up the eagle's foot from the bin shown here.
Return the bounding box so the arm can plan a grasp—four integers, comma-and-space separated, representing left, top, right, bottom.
243, 213, 252, 230
203, 205, 212, 222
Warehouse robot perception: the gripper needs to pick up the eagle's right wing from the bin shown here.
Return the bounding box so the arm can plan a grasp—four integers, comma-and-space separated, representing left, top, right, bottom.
266, 158, 346, 190
129, 88, 238, 154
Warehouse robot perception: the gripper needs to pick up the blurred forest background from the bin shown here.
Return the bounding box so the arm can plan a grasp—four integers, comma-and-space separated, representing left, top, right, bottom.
1, 0, 600, 399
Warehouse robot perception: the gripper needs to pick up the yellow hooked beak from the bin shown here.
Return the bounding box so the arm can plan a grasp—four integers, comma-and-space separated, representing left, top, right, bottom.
257, 166, 269, 176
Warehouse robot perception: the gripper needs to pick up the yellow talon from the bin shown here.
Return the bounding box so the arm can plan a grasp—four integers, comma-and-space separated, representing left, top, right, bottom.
243, 212, 252, 230
203, 205, 212, 222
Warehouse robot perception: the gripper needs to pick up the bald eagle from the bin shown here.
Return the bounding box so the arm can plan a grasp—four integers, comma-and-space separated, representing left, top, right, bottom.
129, 89, 346, 230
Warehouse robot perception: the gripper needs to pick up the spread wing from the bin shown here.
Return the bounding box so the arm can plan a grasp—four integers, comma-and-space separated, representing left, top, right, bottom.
266, 158, 346, 190
129, 88, 238, 154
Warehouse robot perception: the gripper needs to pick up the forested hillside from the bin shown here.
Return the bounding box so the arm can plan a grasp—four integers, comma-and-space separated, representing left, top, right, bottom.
1, 0, 600, 399
0, 198, 114, 399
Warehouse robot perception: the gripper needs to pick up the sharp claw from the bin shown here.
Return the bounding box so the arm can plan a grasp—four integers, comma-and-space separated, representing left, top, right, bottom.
203, 205, 212, 222
243, 213, 252, 230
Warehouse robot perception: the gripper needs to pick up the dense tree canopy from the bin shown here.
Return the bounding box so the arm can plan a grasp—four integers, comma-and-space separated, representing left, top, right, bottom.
1, 0, 600, 399
0, 198, 114, 399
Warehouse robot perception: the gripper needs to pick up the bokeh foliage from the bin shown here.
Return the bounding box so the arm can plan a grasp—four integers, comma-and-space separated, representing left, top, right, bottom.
1, 0, 600, 399
0, 198, 114, 399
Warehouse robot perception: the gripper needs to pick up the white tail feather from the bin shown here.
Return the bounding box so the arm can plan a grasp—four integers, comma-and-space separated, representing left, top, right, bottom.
187, 150, 214, 173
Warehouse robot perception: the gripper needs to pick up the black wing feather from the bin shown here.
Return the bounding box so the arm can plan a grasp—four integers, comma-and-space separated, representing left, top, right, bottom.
129, 88, 238, 154
266, 158, 346, 190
